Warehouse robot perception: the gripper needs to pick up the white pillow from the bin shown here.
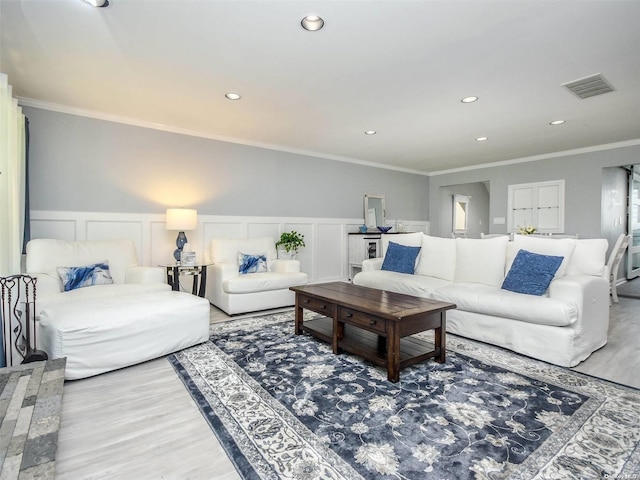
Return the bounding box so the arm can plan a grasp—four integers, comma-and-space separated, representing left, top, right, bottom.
415, 235, 456, 281
454, 236, 509, 286
565, 239, 608, 276
380, 232, 423, 257
507, 235, 576, 278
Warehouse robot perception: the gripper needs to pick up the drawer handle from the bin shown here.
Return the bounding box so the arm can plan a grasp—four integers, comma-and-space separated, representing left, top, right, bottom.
370, 320, 377, 326
346, 312, 353, 318
321, 304, 326, 309
304, 299, 310, 304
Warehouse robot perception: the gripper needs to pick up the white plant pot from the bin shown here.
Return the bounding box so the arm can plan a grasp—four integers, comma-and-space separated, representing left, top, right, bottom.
277, 248, 297, 260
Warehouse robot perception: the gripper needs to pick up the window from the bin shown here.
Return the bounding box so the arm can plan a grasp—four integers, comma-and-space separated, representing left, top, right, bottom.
453, 194, 471, 233
507, 180, 565, 233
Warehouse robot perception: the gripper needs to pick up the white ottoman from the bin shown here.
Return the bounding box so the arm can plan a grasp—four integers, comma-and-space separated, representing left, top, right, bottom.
38, 291, 210, 380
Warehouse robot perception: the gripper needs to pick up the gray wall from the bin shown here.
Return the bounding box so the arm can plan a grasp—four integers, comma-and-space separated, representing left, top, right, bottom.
429, 144, 640, 240
438, 182, 490, 239
25, 107, 429, 221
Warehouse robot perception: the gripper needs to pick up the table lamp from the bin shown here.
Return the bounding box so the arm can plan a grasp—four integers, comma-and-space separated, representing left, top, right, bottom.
166, 208, 198, 262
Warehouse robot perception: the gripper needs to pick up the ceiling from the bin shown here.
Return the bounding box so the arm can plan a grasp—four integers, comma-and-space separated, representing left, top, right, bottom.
2, 0, 640, 174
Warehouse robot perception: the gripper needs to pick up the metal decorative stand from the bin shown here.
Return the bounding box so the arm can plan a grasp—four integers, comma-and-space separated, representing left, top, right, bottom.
0, 275, 48, 367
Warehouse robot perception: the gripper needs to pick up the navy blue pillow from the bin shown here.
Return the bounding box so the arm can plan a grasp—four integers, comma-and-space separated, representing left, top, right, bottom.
381, 242, 421, 274
502, 249, 563, 296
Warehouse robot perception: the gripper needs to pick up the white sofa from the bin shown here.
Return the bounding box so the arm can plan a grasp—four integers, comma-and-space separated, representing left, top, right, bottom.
353, 233, 610, 367
25, 239, 210, 379
205, 237, 308, 315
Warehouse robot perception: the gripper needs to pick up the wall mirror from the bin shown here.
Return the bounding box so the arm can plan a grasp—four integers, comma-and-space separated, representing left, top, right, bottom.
453, 194, 471, 233
364, 194, 385, 228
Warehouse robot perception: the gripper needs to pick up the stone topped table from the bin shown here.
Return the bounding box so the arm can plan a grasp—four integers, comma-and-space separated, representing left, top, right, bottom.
0, 358, 66, 479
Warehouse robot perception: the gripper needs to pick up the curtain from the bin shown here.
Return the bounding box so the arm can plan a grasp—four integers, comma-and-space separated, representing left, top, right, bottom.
0, 73, 27, 367
0, 73, 26, 276
22, 118, 31, 255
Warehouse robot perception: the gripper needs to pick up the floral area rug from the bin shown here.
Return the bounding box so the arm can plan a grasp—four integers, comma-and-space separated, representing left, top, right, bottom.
168, 310, 640, 480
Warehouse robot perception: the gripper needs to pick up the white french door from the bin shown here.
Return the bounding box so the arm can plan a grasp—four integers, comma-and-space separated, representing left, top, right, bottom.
627, 165, 640, 279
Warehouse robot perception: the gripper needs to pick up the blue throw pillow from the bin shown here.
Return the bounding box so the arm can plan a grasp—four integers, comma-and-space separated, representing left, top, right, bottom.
57, 261, 113, 292
381, 242, 421, 274
238, 252, 268, 275
502, 249, 563, 296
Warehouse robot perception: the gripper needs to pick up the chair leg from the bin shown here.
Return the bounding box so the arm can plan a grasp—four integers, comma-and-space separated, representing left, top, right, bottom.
611, 273, 619, 303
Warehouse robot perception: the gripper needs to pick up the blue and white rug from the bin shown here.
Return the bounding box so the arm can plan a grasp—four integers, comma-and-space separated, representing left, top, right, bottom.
168, 311, 640, 479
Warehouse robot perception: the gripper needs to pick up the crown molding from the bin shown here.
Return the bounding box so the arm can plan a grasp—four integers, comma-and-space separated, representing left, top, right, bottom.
429, 138, 640, 176
19, 96, 640, 178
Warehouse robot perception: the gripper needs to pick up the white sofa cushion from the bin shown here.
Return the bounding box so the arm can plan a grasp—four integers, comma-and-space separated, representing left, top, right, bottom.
565, 239, 608, 276
26, 239, 138, 284
431, 283, 578, 327
223, 272, 308, 294
380, 232, 423, 257
415, 235, 456, 281
40, 283, 171, 307
507, 235, 576, 278
353, 270, 451, 298
454, 236, 509, 286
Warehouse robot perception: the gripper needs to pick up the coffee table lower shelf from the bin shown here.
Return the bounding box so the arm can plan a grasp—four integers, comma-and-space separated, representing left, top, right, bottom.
302, 317, 438, 372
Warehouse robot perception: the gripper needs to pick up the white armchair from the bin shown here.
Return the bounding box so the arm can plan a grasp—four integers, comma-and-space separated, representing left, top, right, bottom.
205, 237, 308, 315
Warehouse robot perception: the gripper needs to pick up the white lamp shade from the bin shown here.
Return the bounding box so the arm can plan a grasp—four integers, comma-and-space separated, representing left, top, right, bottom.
166, 208, 198, 231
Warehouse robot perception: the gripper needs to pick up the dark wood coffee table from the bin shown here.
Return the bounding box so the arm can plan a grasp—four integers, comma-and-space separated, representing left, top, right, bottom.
291, 282, 456, 382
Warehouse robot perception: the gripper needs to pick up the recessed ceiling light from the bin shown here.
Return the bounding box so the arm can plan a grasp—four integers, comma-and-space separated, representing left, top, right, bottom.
364, 130, 377, 135
476, 136, 488, 141
301, 15, 324, 31
550, 120, 566, 125
225, 93, 241, 100
461, 96, 478, 103
83, 0, 109, 6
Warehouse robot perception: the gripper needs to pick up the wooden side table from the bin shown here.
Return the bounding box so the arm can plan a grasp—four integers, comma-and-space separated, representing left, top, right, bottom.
162, 264, 211, 298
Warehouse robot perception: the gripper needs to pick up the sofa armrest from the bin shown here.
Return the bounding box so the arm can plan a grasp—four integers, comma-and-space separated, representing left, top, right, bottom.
362, 258, 384, 272
205, 263, 239, 303
125, 266, 165, 284
271, 259, 301, 274
210, 263, 240, 281
30, 273, 62, 304
549, 274, 609, 340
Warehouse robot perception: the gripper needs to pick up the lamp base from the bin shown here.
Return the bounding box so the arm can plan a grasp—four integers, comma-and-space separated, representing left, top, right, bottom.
173, 231, 188, 262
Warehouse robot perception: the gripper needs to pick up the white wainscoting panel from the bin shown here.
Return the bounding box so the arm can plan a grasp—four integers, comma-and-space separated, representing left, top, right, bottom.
316, 223, 347, 281
30, 219, 76, 242
246, 223, 281, 240
86, 220, 144, 261
201, 221, 246, 243
28, 212, 431, 284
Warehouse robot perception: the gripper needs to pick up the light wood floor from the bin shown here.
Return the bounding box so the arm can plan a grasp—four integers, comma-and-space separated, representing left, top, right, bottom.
55, 299, 640, 479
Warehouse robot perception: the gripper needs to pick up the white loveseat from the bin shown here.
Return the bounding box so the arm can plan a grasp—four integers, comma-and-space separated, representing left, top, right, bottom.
353, 233, 610, 367
26, 239, 210, 379
205, 237, 308, 315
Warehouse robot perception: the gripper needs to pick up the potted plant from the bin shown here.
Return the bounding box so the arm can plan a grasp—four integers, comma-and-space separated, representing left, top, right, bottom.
517, 225, 537, 235
276, 231, 305, 259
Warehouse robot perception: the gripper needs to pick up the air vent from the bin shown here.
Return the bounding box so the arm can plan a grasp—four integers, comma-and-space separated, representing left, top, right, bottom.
563, 73, 615, 99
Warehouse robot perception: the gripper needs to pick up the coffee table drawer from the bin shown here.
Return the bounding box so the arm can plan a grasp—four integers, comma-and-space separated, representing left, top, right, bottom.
340, 307, 386, 335
298, 294, 336, 316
